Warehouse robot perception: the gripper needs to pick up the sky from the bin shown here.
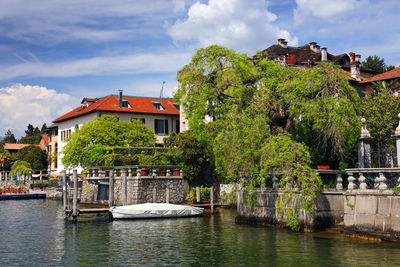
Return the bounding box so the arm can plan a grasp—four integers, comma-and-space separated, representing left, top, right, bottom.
0, 0, 399, 138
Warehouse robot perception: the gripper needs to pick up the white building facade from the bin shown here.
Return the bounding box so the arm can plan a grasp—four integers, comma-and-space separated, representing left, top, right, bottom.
53, 93, 180, 172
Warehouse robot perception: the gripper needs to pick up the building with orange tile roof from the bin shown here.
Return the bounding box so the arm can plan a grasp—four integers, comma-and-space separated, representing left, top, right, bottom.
52, 90, 180, 172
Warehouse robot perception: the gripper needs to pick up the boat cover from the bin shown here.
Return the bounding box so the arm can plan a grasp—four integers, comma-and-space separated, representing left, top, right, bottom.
109, 203, 204, 219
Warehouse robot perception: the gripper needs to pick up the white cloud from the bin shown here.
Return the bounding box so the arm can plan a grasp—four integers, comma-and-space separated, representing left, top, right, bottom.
0, 84, 77, 137
173, 0, 186, 13
167, 0, 297, 53
0, 52, 192, 80
0, 0, 179, 45
294, 0, 365, 23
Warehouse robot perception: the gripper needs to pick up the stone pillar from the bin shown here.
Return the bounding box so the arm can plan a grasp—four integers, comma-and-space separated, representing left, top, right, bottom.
196, 186, 201, 203
109, 169, 114, 207
5, 171, 8, 181
395, 114, 400, 167
272, 173, 278, 189
358, 118, 372, 168
153, 187, 157, 203
40, 170, 43, 181
0, 171, 2, 181
336, 173, 343, 190
123, 168, 127, 206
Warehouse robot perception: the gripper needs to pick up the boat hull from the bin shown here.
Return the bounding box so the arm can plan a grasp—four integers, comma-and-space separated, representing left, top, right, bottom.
110, 203, 204, 220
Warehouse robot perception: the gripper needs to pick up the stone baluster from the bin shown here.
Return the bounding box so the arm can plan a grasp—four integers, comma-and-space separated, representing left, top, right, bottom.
358, 118, 372, 168
0, 171, 2, 181
137, 168, 141, 178
359, 172, 367, 190
152, 168, 157, 177
336, 173, 343, 190
373, 174, 379, 189
166, 168, 171, 177
180, 169, 183, 177
272, 173, 278, 189
348, 172, 356, 190
378, 172, 387, 190
128, 168, 132, 177
397, 175, 400, 187
395, 113, 400, 167
5, 171, 8, 181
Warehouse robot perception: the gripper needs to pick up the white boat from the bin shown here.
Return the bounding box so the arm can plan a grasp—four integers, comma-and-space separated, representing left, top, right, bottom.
109, 203, 204, 219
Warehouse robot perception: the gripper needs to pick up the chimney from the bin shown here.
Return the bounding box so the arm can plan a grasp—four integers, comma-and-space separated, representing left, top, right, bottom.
119, 90, 123, 108
350, 52, 361, 81
309, 42, 320, 53
278, 38, 287, 48
321, 47, 328, 62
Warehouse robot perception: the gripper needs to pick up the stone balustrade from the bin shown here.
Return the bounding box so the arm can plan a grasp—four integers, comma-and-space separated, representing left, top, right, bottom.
86, 165, 184, 180
344, 168, 400, 190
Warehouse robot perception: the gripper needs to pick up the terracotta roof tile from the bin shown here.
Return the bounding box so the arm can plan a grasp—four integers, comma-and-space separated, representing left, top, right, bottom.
53, 95, 179, 123
360, 67, 400, 83
4, 143, 34, 150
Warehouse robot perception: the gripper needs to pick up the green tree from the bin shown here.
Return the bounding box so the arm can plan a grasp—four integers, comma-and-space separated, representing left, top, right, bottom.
3, 129, 17, 143
164, 130, 214, 185
0, 141, 11, 171
18, 124, 42, 144
175, 45, 259, 142
361, 55, 393, 73
62, 115, 156, 167
362, 86, 400, 167
9, 160, 32, 177
177, 45, 362, 230
14, 145, 47, 170
41, 123, 48, 133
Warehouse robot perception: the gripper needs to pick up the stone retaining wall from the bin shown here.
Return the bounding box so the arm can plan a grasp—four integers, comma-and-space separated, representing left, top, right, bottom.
344, 190, 400, 241
236, 189, 344, 230
80, 177, 189, 205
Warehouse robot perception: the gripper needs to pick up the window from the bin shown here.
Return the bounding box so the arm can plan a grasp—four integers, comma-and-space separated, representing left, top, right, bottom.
176, 120, 180, 133
154, 119, 169, 134
173, 103, 180, 111
152, 102, 165, 110
121, 100, 132, 108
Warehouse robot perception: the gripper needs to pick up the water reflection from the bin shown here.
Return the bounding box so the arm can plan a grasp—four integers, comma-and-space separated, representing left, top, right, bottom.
1, 200, 400, 266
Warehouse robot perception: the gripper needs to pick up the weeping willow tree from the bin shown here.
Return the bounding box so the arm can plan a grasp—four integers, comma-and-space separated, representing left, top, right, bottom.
9, 160, 32, 177
176, 45, 361, 230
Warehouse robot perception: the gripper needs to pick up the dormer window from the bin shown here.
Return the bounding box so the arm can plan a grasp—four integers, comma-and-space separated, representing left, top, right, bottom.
152, 102, 165, 110
173, 103, 180, 111
121, 100, 132, 108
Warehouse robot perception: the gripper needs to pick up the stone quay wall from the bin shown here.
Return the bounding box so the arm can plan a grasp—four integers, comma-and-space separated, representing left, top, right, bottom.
80, 176, 189, 206
236, 189, 344, 230
344, 190, 400, 241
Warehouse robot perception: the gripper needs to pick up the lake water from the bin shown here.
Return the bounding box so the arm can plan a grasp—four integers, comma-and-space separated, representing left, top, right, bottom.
1, 199, 400, 266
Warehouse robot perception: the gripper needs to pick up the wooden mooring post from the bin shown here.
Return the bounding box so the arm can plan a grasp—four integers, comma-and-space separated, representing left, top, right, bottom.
210, 185, 214, 214
109, 169, 114, 207
62, 170, 67, 217
72, 170, 78, 221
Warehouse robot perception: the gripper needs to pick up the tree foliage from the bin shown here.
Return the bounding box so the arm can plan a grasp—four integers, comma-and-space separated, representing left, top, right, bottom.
362, 86, 400, 157
18, 124, 44, 144
9, 160, 32, 177
0, 141, 11, 171
361, 55, 395, 73
62, 115, 156, 167
14, 145, 47, 170
3, 129, 17, 143
164, 130, 213, 185
176, 45, 362, 230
